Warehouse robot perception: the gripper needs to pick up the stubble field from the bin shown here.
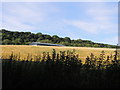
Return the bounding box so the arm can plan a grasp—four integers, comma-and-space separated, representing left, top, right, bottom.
1, 45, 115, 62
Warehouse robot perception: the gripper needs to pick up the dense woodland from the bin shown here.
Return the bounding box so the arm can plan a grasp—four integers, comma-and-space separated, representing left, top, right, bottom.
0, 29, 116, 48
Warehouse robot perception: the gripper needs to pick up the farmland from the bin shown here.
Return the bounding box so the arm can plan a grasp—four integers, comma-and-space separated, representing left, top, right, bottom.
2, 45, 120, 88
1, 45, 115, 62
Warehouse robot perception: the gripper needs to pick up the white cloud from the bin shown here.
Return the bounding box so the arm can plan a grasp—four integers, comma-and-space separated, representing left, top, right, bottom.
2, 16, 36, 32
2, 3, 46, 32
64, 2, 117, 35
86, 3, 118, 21
64, 20, 98, 34
64, 20, 117, 34
100, 36, 118, 45
2, 2, 61, 32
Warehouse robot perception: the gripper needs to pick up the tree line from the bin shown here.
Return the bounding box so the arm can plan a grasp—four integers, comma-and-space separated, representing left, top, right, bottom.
0, 29, 116, 48
2, 49, 120, 88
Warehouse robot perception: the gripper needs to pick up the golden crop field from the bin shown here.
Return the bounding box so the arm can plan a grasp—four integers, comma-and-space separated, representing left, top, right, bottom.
0, 45, 116, 62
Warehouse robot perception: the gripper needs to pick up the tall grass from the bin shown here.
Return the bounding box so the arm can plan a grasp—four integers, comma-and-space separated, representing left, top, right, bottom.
2, 49, 120, 88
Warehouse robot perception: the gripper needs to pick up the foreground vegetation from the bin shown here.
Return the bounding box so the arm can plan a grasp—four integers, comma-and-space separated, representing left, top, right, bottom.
2, 49, 120, 88
0, 29, 117, 48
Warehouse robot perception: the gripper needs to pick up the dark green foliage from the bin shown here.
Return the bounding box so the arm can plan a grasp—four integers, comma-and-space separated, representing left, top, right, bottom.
2, 49, 120, 88
0, 29, 117, 48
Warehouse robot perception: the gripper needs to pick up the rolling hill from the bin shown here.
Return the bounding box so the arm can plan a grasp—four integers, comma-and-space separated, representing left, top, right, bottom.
0, 29, 116, 48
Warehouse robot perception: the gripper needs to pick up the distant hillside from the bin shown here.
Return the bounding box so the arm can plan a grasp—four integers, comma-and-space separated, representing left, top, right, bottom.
0, 29, 116, 48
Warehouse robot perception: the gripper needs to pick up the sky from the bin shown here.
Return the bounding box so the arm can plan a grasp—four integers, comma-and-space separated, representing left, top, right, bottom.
1, 0, 119, 2
1, 2, 118, 45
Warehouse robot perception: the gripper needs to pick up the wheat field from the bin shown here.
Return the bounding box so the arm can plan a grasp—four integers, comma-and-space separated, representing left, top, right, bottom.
0, 45, 115, 62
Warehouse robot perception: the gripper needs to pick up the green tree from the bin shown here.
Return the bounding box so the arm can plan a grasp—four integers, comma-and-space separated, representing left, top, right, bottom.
3, 39, 12, 45
40, 39, 52, 43
94, 44, 100, 47
52, 35, 60, 43
60, 41, 70, 46
0, 29, 116, 48
64, 37, 71, 43
13, 39, 21, 45
86, 44, 91, 47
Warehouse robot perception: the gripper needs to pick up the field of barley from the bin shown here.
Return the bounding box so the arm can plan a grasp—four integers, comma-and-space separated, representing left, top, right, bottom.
0, 45, 115, 62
